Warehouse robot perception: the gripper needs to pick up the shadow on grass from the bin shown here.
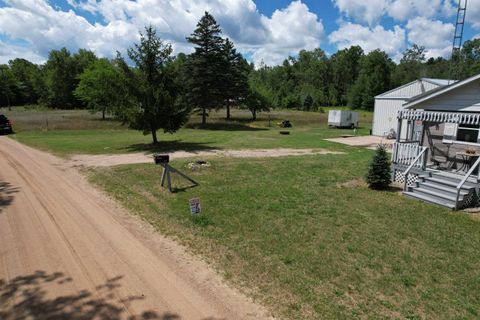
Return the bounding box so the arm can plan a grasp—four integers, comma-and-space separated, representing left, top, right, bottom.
369, 185, 403, 193
170, 184, 198, 193
185, 122, 268, 131
123, 140, 220, 154
0, 181, 20, 213
0, 270, 180, 320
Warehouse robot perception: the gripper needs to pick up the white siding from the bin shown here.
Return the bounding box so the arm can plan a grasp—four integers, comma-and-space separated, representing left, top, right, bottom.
372, 99, 408, 139
422, 81, 440, 92
377, 79, 441, 99
410, 81, 480, 112
379, 80, 424, 98
372, 78, 447, 138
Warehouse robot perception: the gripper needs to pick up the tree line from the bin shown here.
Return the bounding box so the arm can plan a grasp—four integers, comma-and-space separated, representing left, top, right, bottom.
0, 11, 479, 142
0, 12, 270, 143
250, 40, 480, 111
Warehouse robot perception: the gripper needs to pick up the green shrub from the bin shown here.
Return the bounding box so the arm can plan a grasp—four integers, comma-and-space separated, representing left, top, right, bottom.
366, 144, 391, 189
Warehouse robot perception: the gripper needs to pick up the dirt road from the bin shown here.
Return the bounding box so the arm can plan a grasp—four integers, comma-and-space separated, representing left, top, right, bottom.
0, 137, 271, 320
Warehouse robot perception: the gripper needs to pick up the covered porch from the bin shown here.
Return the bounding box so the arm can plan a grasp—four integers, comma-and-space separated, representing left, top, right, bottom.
392, 110, 480, 210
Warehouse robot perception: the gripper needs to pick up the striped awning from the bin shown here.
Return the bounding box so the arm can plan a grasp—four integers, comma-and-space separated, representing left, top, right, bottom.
397, 110, 480, 125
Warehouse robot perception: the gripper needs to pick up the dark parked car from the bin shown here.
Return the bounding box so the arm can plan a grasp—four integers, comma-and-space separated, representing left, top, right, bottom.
0, 115, 13, 134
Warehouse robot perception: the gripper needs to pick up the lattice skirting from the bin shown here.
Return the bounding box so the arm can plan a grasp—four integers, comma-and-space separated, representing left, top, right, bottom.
461, 191, 480, 208
463, 192, 475, 208
393, 170, 418, 186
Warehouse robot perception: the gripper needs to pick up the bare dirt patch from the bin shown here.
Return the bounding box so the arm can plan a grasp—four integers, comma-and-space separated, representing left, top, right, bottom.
325, 135, 394, 150
69, 148, 344, 167
336, 178, 367, 188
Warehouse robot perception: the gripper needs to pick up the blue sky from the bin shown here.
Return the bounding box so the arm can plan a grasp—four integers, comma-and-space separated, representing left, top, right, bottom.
0, 0, 479, 66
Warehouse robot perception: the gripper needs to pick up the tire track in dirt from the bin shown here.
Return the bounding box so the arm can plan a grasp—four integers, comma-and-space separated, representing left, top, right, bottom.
0, 150, 126, 318
0, 137, 273, 319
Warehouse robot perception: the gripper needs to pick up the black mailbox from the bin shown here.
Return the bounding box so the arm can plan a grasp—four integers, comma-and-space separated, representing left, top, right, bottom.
154, 154, 169, 164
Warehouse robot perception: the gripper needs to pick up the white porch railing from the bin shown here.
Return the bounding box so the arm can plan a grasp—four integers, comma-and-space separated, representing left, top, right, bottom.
398, 110, 480, 125
455, 156, 480, 209
402, 147, 428, 191
392, 141, 427, 168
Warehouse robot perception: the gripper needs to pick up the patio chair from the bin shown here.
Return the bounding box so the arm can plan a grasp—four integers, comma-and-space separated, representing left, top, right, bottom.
431, 143, 452, 169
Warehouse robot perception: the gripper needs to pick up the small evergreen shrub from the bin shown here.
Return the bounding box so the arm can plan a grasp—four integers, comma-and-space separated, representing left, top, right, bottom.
366, 144, 391, 190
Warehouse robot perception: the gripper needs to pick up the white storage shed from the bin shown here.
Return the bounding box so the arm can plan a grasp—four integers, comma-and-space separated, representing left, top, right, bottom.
372, 78, 452, 139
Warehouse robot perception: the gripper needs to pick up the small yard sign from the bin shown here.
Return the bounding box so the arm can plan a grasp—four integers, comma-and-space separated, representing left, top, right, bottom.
189, 198, 201, 215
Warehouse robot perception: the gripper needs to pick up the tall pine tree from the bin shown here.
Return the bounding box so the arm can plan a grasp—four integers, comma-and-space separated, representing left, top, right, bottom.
221, 38, 249, 120
186, 12, 225, 125
117, 26, 189, 144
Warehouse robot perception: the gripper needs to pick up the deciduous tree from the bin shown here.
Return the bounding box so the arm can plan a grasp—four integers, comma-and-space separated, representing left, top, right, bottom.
242, 86, 271, 120
348, 50, 394, 110
0, 65, 15, 108
392, 44, 427, 86
8, 58, 43, 105
42, 48, 96, 108
74, 59, 125, 119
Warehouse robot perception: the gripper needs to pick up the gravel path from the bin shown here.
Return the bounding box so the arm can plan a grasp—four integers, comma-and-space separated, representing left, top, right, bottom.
69, 148, 344, 167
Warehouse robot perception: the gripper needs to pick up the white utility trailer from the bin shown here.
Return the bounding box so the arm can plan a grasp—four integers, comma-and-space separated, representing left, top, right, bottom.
328, 110, 358, 128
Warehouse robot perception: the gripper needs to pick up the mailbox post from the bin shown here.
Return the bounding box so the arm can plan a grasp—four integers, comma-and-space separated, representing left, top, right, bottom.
154, 154, 198, 192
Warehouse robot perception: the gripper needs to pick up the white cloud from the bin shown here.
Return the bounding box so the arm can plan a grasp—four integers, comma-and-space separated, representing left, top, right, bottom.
328, 17, 456, 61
0, 40, 45, 64
0, 0, 324, 67
330, 0, 476, 60
467, 0, 480, 29
406, 17, 454, 58
387, 0, 445, 21
329, 22, 405, 60
0, 0, 139, 59
333, 0, 458, 24
332, 0, 388, 25
254, 1, 324, 65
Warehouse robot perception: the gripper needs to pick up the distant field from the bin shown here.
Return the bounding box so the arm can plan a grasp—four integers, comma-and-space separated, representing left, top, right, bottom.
2, 106, 373, 156
90, 154, 480, 319
1, 106, 124, 131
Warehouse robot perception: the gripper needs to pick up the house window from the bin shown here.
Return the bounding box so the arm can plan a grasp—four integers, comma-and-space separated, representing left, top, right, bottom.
456, 124, 480, 143
443, 123, 480, 144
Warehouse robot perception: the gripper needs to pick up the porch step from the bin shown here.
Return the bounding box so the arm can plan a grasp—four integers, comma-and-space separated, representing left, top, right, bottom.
417, 182, 470, 197
403, 191, 456, 209
430, 173, 478, 187
408, 186, 463, 202
402, 171, 479, 209
423, 177, 477, 189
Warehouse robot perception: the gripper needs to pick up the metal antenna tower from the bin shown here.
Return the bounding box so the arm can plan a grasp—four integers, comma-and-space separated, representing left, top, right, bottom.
452, 0, 467, 57
449, 0, 467, 83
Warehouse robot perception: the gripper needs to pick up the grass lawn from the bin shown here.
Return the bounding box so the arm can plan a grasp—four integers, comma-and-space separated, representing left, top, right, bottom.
90, 152, 480, 319
2, 106, 372, 156
7, 105, 479, 319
